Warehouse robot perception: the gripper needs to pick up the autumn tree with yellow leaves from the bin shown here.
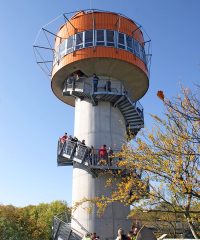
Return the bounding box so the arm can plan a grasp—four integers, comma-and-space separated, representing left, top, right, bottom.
83, 86, 199, 238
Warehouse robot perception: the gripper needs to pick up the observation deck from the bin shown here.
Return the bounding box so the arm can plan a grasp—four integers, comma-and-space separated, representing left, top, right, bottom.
34, 9, 151, 105
49, 9, 151, 106
57, 139, 138, 177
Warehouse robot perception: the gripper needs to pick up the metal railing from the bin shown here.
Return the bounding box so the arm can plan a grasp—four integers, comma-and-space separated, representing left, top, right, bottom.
58, 139, 124, 168
63, 77, 123, 95
53, 214, 82, 240
62, 77, 144, 116
58, 140, 77, 158
133, 100, 144, 119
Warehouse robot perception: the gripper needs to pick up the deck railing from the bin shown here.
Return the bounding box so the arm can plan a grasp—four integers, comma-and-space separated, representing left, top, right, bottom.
63, 78, 123, 95
58, 139, 124, 168
62, 77, 144, 115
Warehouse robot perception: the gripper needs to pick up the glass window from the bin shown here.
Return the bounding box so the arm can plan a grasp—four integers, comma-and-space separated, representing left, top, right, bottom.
126, 35, 133, 52
85, 30, 93, 47
61, 29, 147, 62
133, 39, 140, 57
75, 32, 83, 50
53, 50, 59, 65
97, 30, 104, 41
76, 32, 83, 45
106, 30, 115, 46
118, 33, 125, 49
118, 33, 124, 44
140, 46, 146, 63
59, 40, 66, 58
96, 30, 105, 46
138, 44, 143, 61
66, 36, 73, 54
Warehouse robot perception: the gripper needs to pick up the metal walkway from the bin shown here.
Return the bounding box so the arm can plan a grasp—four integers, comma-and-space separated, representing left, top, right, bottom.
57, 140, 135, 177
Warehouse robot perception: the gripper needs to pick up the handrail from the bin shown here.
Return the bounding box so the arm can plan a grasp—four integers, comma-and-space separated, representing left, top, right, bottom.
63, 77, 123, 95
64, 9, 142, 27
53, 215, 83, 240
53, 213, 86, 237
58, 139, 124, 168
63, 76, 144, 115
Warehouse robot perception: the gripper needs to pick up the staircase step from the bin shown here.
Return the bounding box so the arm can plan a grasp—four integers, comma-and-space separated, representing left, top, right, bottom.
125, 116, 143, 121
129, 124, 144, 129
120, 105, 134, 112
128, 119, 144, 124
118, 98, 128, 104
123, 112, 138, 118
118, 102, 130, 108
123, 108, 137, 114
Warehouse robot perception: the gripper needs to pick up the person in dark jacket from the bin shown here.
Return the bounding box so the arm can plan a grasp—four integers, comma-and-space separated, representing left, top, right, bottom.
93, 73, 99, 92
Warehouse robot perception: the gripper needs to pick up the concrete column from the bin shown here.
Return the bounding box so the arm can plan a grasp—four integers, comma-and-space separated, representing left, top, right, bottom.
71, 99, 131, 240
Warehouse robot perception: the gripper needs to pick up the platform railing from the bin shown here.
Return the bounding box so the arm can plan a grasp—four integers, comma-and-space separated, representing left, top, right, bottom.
52, 213, 82, 240
57, 139, 126, 169
62, 77, 143, 113
58, 140, 77, 159
63, 77, 123, 95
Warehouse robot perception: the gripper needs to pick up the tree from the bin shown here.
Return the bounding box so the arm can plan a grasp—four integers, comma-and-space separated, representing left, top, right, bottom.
88, 86, 199, 238
0, 201, 70, 240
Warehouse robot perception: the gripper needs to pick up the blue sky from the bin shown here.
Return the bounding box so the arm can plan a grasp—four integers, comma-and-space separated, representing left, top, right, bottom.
0, 0, 199, 207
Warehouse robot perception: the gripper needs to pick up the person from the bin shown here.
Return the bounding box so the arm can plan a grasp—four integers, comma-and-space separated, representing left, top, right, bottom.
116, 228, 127, 240
132, 224, 140, 240
132, 227, 139, 236
91, 232, 99, 240
70, 74, 76, 90
68, 74, 74, 84
71, 136, 78, 142
98, 144, 108, 165
93, 73, 99, 92
71, 136, 78, 153
81, 139, 86, 145
98, 144, 107, 159
107, 147, 114, 166
105, 79, 111, 92
88, 146, 97, 165
63, 78, 68, 92
60, 132, 68, 144
127, 231, 135, 240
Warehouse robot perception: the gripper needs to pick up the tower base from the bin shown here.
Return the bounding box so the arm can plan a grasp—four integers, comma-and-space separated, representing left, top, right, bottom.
71, 168, 131, 240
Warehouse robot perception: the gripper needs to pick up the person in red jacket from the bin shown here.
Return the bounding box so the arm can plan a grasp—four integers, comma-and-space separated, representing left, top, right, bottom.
98, 144, 108, 160
60, 132, 68, 144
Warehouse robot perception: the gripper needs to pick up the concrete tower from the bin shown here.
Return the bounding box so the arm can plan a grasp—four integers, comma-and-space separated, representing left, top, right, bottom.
34, 9, 151, 240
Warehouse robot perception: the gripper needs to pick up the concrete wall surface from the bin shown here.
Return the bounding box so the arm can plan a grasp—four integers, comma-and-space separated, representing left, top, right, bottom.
74, 99, 126, 149
71, 99, 131, 239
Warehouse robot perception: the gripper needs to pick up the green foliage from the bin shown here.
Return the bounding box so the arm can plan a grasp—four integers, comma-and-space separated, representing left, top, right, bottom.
0, 201, 70, 240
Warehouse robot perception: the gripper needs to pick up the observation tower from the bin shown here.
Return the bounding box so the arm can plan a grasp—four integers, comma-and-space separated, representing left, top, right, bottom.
34, 9, 151, 240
